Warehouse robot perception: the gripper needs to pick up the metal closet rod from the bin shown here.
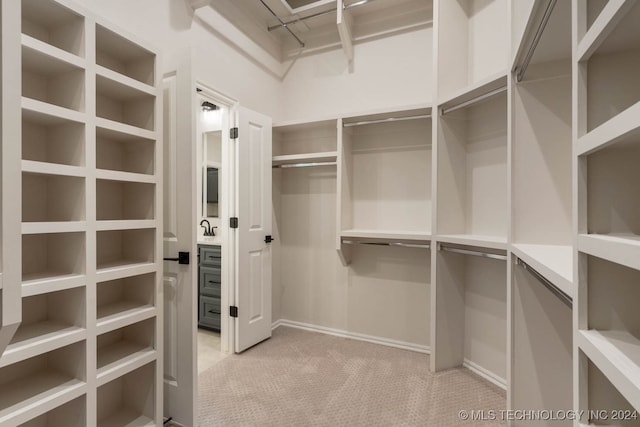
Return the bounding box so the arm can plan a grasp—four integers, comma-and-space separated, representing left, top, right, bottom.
343, 239, 430, 249
438, 244, 507, 261
515, 257, 572, 308
440, 86, 507, 116
259, 0, 305, 47
268, 0, 377, 32
343, 114, 431, 128
516, 0, 557, 83
273, 161, 336, 169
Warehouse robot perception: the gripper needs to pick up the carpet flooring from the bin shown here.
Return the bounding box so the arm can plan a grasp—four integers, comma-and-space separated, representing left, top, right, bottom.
197, 326, 505, 426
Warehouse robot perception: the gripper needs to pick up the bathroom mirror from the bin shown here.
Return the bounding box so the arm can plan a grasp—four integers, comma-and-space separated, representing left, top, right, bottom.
202, 130, 222, 218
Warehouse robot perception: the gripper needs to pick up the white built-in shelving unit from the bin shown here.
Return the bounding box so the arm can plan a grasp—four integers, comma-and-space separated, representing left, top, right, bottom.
574, 0, 640, 423
0, 0, 161, 425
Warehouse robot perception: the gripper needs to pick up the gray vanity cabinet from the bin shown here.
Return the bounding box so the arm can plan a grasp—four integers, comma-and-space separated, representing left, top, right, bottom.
198, 244, 221, 330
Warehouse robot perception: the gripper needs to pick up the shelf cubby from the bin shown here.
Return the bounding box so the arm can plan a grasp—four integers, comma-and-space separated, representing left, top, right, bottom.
582, 1, 640, 134
97, 229, 155, 272
0, 341, 86, 426
22, 42, 85, 113
97, 362, 156, 427
437, 88, 508, 242
97, 273, 155, 335
579, 356, 639, 424
341, 110, 432, 234
436, 0, 508, 100
21, 0, 85, 58
578, 254, 640, 411
273, 119, 337, 162
97, 318, 155, 386
585, 139, 640, 252
1, 287, 85, 368
22, 107, 85, 167
22, 232, 85, 284
96, 24, 156, 86
511, 258, 572, 419
96, 74, 155, 132
96, 179, 155, 221
433, 243, 507, 386
96, 126, 155, 175
22, 172, 85, 223
19, 395, 86, 427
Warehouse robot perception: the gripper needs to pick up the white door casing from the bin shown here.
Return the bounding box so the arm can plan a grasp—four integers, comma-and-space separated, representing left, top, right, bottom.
235, 107, 273, 353
162, 50, 196, 426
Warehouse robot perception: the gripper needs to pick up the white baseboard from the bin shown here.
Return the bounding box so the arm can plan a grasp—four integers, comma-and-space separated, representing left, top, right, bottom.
463, 358, 507, 390
271, 318, 430, 354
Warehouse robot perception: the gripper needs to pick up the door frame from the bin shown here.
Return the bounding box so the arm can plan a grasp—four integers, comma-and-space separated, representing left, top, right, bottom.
194, 82, 238, 356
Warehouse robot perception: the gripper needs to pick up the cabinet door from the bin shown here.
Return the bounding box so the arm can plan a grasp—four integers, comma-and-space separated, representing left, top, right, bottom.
199, 266, 221, 297
199, 296, 221, 330
200, 246, 221, 267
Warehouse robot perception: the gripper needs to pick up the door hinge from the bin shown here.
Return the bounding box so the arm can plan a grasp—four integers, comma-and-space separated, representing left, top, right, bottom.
230, 127, 238, 139
265, 235, 273, 244
230, 217, 238, 228
230, 306, 238, 318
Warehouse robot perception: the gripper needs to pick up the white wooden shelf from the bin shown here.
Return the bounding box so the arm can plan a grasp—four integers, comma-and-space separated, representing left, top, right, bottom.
96, 24, 156, 86
0, 323, 85, 369
22, 97, 85, 125
96, 169, 155, 184
0, 372, 85, 426
578, 233, 640, 272
438, 71, 508, 109
577, 100, 640, 156
96, 302, 155, 336
511, 244, 573, 298
95, 117, 156, 141
96, 74, 155, 132
22, 160, 86, 177
22, 273, 85, 298
577, 0, 636, 62
95, 262, 156, 283
436, 234, 507, 251
96, 65, 155, 97
272, 151, 337, 165
22, 33, 85, 71
22, 221, 86, 235
97, 341, 155, 387
96, 220, 156, 232
97, 179, 155, 222
341, 229, 431, 244
578, 329, 640, 411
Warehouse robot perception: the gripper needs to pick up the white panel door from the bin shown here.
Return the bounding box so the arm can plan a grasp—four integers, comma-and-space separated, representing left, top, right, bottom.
235, 107, 273, 353
162, 51, 196, 426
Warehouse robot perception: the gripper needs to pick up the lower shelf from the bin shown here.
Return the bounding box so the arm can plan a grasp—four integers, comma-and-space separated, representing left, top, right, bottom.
97, 409, 154, 427
578, 329, 640, 412
436, 234, 507, 250
579, 233, 640, 272
97, 341, 155, 387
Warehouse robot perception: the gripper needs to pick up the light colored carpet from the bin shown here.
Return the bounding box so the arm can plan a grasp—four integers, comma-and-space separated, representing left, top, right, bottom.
198, 326, 505, 426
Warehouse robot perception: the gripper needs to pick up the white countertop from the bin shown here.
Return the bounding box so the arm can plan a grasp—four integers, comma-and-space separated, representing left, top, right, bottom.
197, 237, 222, 246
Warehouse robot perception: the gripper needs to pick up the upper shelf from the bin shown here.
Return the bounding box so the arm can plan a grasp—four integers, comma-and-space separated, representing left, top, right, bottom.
21, 0, 85, 58
511, 243, 573, 298
96, 24, 156, 86
272, 151, 337, 166
341, 229, 431, 245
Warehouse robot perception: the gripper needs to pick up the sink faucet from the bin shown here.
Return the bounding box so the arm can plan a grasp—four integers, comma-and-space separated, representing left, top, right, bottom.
200, 219, 216, 236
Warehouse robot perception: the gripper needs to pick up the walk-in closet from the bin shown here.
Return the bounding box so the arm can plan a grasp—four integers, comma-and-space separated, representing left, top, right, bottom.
1, 0, 640, 425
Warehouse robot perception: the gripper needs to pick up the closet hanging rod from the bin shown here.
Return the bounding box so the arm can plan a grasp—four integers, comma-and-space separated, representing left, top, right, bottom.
343, 239, 430, 249
267, 0, 378, 32
440, 86, 507, 116
259, 0, 305, 47
273, 161, 337, 169
438, 244, 507, 261
515, 257, 572, 308
515, 0, 557, 82
343, 114, 431, 128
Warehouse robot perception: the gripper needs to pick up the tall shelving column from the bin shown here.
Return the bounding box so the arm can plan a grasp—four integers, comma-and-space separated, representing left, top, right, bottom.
431, 0, 509, 389
574, 0, 640, 423
0, 1, 162, 425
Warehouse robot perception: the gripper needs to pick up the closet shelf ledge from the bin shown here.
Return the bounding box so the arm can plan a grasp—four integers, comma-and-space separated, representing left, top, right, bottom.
511, 243, 573, 298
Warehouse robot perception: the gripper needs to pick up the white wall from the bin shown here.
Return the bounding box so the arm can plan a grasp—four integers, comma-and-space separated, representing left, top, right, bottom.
279, 27, 433, 123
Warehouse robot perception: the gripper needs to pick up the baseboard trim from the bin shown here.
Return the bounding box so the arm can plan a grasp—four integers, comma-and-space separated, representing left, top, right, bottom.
463, 358, 507, 390
272, 319, 430, 354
